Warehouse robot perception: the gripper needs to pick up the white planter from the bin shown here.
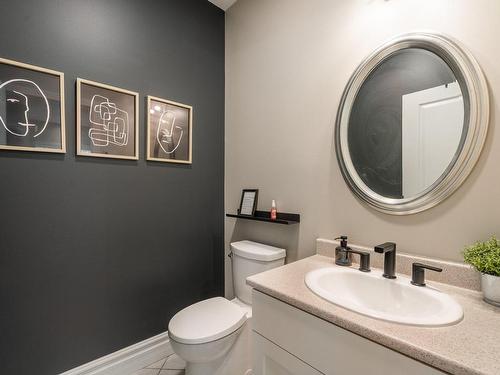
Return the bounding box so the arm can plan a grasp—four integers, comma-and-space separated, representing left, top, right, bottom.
481, 273, 500, 307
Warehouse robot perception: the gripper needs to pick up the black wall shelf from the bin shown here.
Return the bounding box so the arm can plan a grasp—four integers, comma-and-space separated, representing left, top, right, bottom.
226, 210, 300, 225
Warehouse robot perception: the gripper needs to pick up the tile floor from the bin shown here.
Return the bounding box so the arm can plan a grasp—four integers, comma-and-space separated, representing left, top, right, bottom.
132, 353, 186, 375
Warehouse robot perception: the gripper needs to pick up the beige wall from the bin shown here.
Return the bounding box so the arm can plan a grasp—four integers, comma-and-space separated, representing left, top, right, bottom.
225, 0, 500, 297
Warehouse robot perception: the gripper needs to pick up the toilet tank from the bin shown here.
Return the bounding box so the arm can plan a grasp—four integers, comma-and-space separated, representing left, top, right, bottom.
231, 240, 286, 305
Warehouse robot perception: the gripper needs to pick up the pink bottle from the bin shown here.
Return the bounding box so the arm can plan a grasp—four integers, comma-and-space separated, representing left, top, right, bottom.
270, 200, 277, 220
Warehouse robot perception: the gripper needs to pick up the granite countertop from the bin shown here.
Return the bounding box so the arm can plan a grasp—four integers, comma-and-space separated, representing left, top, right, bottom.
246, 255, 500, 375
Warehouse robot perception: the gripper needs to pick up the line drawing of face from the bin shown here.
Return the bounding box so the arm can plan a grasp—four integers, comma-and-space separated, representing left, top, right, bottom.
156, 110, 183, 154
0, 79, 50, 137
88, 94, 129, 147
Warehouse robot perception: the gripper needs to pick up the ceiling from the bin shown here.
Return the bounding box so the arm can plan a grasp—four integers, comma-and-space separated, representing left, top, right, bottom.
208, 0, 238, 11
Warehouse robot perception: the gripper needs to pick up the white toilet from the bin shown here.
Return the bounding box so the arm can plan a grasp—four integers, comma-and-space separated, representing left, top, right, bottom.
168, 240, 286, 375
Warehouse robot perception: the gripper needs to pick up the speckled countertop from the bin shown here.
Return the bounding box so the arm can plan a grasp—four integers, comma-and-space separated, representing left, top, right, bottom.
247, 255, 500, 375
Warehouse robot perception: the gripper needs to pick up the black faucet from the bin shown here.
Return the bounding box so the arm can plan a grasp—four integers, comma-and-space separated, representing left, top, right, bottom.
374, 242, 397, 279
411, 263, 442, 287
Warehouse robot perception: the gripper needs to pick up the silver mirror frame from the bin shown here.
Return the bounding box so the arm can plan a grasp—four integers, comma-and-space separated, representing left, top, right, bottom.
335, 32, 489, 215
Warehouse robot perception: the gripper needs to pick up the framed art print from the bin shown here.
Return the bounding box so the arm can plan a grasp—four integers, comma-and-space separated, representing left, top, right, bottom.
77, 78, 139, 160
238, 189, 259, 216
0, 57, 65, 153
147, 95, 192, 164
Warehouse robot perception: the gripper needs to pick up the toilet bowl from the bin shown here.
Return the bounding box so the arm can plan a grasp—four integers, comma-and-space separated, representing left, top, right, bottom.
169, 297, 248, 375
168, 240, 286, 375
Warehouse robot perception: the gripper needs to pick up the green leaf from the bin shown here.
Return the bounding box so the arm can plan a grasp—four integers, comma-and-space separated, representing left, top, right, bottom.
463, 236, 500, 277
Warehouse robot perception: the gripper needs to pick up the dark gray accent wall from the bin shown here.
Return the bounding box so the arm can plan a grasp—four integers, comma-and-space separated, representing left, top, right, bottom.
0, 1, 224, 374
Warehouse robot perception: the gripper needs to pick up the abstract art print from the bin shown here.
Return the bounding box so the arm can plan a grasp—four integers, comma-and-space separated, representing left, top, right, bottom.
77, 78, 139, 160
147, 96, 192, 164
0, 57, 65, 153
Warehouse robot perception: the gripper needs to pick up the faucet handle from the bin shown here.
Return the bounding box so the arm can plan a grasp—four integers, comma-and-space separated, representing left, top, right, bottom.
411, 262, 442, 287
348, 249, 371, 273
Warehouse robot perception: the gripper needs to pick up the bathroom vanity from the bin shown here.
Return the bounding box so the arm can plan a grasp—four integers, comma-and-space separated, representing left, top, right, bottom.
247, 244, 500, 375
252, 290, 445, 375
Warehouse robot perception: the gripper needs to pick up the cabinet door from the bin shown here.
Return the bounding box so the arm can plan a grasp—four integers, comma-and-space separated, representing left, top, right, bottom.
253, 331, 323, 375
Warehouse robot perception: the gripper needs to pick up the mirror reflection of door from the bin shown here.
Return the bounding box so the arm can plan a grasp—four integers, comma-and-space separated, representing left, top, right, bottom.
402, 81, 464, 197
347, 48, 466, 200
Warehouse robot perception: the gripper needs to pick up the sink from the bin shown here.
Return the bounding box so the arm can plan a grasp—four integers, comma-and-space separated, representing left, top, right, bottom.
305, 267, 463, 327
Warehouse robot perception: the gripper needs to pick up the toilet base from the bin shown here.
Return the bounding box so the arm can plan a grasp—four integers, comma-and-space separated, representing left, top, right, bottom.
183, 316, 252, 375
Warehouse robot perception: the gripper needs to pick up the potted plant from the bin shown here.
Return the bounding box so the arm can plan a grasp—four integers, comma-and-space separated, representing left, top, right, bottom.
463, 236, 500, 307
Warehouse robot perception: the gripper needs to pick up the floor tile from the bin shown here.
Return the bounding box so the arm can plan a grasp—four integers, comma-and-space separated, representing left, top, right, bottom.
163, 354, 186, 370
159, 370, 184, 375
164, 346, 175, 357
132, 369, 160, 375
146, 358, 167, 369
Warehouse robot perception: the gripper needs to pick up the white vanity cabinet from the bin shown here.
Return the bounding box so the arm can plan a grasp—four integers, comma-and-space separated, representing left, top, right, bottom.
252, 290, 446, 375
253, 333, 322, 375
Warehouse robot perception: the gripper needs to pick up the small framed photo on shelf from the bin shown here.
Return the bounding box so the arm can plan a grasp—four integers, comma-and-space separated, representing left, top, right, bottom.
238, 189, 259, 216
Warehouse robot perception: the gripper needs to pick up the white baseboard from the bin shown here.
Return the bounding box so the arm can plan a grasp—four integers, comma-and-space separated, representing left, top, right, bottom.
59, 331, 173, 375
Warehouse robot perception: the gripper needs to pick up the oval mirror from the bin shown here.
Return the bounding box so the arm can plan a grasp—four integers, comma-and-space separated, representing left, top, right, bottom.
335, 32, 489, 215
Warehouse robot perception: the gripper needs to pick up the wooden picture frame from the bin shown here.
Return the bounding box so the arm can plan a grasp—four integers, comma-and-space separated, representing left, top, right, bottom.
147, 95, 193, 164
238, 189, 259, 216
0, 57, 65, 153
77, 78, 139, 160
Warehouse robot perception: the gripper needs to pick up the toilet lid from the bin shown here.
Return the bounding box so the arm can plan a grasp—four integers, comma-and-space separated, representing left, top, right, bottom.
168, 297, 247, 344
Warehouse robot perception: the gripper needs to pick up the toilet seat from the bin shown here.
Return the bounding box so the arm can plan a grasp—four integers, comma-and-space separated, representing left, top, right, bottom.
169, 297, 247, 345
231, 297, 252, 318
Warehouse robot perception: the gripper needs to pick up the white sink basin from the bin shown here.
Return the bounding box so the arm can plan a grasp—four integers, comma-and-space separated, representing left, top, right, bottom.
305, 267, 463, 327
